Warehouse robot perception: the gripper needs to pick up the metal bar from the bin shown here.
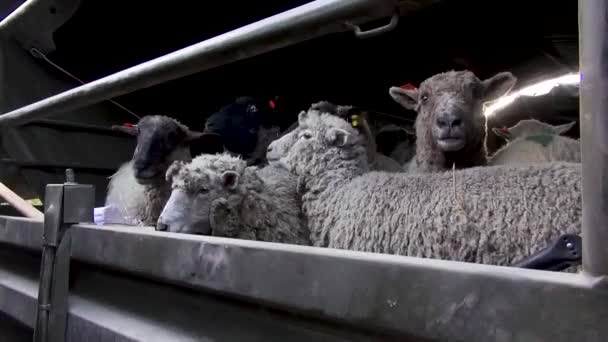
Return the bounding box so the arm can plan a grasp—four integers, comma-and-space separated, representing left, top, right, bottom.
0, 0, 396, 126
34, 184, 63, 342
0, 159, 119, 174
0, 0, 35, 30
23, 119, 130, 136
579, 0, 608, 276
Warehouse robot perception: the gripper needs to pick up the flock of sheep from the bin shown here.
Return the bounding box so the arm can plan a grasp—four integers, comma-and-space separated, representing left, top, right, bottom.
104, 69, 582, 271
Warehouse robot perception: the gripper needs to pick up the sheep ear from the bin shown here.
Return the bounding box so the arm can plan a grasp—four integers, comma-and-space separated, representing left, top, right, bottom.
221, 171, 239, 190
389, 86, 419, 110
492, 127, 512, 140
298, 110, 309, 125
166, 160, 184, 182
327, 128, 351, 147
554, 121, 576, 135
112, 124, 138, 136
482, 71, 517, 101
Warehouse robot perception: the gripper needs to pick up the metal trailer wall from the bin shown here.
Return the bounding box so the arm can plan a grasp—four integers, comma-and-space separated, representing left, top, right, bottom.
0, 0, 606, 341
0, 37, 135, 206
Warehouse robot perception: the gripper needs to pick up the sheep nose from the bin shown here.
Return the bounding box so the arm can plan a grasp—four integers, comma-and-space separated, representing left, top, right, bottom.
156, 222, 168, 231
436, 115, 463, 129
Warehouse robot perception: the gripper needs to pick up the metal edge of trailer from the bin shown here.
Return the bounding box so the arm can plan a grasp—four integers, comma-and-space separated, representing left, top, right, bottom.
579, 0, 608, 277
2, 244, 396, 342
0, 0, 397, 126
1, 216, 607, 341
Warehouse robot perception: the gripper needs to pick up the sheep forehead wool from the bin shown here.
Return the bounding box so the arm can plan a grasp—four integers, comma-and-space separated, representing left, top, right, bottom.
169, 153, 248, 194
419, 70, 481, 95
281, 110, 369, 177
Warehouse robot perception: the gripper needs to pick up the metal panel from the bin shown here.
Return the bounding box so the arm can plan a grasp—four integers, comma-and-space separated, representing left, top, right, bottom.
0, 242, 398, 341
0, 246, 38, 329
0, 0, 396, 126
579, 0, 608, 277
1, 217, 607, 341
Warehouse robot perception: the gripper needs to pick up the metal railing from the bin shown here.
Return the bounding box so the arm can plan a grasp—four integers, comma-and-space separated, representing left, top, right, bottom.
0, 0, 396, 126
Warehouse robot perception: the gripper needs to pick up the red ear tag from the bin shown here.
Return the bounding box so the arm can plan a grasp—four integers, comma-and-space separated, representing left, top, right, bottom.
123, 123, 136, 127
400, 83, 416, 90
268, 100, 276, 109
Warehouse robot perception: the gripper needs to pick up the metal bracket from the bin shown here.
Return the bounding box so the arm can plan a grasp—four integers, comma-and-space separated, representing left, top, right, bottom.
345, 11, 400, 39
33, 169, 95, 342
512, 234, 582, 271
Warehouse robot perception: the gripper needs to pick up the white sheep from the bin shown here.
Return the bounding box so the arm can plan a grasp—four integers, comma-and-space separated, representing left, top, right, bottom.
275, 109, 581, 268
489, 119, 580, 165
105, 115, 223, 226
156, 153, 310, 245
308, 100, 402, 172
389, 70, 517, 173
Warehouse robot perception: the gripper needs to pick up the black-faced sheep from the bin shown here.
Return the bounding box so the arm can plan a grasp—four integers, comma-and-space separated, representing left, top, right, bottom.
156, 153, 310, 245
275, 110, 581, 268
389, 70, 517, 173
489, 118, 580, 165
203, 96, 279, 165
105, 115, 223, 226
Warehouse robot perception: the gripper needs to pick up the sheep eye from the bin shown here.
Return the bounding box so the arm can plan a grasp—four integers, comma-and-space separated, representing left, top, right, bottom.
421, 94, 429, 103
248, 105, 258, 113
302, 132, 312, 139
198, 188, 209, 194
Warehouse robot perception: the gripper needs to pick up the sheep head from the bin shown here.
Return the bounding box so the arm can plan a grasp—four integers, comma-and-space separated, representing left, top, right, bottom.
157, 153, 255, 236
113, 115, 223, 185
204, 96, 277, 159
280, 110, 367, 177
492, 118, 576, 141
389, 70, 516, 154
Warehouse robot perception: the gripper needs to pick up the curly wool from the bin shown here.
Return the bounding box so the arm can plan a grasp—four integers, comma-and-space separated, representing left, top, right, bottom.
168, 153, 310, 244
309, 101, 401, 172
282, 111, 581, 268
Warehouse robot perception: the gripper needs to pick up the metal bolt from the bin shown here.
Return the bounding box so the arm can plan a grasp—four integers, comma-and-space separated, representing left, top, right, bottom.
65, 169, 75, 184
566, 242, 574, 249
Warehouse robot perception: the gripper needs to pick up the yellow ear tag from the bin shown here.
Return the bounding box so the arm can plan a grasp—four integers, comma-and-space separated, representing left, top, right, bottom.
351, 114, 359, 128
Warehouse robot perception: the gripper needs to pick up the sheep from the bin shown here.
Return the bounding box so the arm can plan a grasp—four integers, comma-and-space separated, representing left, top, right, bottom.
308, 100, 402, 172
203, 96, 280, 165
155, 153, 310, 245
389, 70, 517, 173
275, 109, 581, 269
489, 118, 580, 165
105, 115, 223, 226
246, 125, 282, 166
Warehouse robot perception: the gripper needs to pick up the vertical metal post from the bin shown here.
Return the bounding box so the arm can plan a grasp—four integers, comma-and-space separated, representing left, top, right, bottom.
579, 0, 608, 276
33, 170, 95, 342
